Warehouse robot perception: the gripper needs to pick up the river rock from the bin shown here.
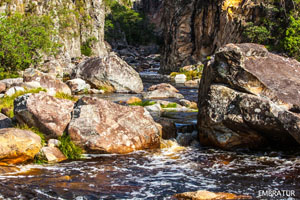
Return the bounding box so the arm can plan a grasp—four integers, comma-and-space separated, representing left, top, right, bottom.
126, 96, 142, 104
0, 113, 12, 129
14, 93, 74, 138
0, 128, 41, 165
174, 190, 251, 200
72, 52, 143, 93
48, 139, 61, 148
0, 78, 23, 88
155, 118, 177, 139
179, 99, 198, 109
68, 97, 161, 154
198, 43, 300, 149
41, 147, 67, 163
142, 84, 184, 99
144, 103, 162, 118
184, 79, 200, 87
0, 82, 6, 93
21, 81, 42, 89
23, 68, 71, 95
174, 74, 187, 84
5, 86, 25, 96
66, 78, 91, 94
148, 83, 179, 93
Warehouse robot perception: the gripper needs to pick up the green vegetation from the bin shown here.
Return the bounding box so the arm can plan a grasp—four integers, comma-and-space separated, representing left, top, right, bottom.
243, 0, 300, 60
0, 87, 46, 118
104, 0, 159, 45
161, 103, 178, 109
55, 92, 78, 102
16, 124, 46, 146
170, 65, 204, 80
129, 100, 156, 107
81, 37, 98, 56
0, 13, 60, 73
34, 152, 48, 164
58, 133, 83, 160
0, 72, 20, 80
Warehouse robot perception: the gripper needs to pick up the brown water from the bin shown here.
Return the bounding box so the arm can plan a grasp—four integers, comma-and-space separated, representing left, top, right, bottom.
1, 145, 300, 199
1, 76, 300, 199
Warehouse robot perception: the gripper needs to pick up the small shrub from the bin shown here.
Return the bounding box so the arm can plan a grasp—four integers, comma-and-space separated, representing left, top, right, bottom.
0, 87, 46, 118
34, 152, 48, 164
55, 92, 78, 102
0, 13, 60, 73
243, 22, 272, 44
170, 65, 203, 81
129, 100, 156, 107
161, 103, 178, 109
80, 37, 98, 56
58, 133, 83, 160
284, 16, 300, 60
0, 71, 20, 80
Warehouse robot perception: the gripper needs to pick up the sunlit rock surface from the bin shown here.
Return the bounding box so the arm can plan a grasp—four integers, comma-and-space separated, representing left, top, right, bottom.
198, 43, 300, 149
68, 97, 161, 154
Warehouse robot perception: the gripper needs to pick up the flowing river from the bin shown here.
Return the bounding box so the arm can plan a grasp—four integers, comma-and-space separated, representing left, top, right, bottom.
0, 76, 300, 199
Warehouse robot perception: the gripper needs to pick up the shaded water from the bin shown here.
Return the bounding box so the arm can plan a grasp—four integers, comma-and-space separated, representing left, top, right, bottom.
1, 146, 300, 199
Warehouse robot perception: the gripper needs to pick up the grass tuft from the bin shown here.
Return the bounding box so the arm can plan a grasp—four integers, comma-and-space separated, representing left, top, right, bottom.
55, 92, 78, 102
0, 87, 46, 118
58, 133, 83, 160
129, 100, 156, 107
161, 103, 178, 108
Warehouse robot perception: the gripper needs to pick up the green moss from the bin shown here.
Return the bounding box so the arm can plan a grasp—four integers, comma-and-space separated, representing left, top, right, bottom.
0, 87, 46, 118
161, 103, 178, 108
170, 65, 204, 81
58, 133, 83, 160
129, 100, 156, 107
55, 92, 78, 102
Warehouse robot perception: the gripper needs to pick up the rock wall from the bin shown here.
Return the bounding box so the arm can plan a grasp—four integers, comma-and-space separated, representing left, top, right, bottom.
160, 0, 263, 73
0, 0, 107, 67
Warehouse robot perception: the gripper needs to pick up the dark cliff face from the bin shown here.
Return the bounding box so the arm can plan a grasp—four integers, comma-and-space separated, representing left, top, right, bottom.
160, 0, 264, 73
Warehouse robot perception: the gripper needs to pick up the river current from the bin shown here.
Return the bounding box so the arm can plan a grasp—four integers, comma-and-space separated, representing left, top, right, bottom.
0, 77, 299, 199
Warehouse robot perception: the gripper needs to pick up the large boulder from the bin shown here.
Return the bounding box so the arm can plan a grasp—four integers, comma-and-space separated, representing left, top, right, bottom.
0, 128, 41, 165
23, 68, 71, 95
14, 93, 74, 138
68, 97, 161, 154
198, 43, 300, 149
72, 53, 143, 93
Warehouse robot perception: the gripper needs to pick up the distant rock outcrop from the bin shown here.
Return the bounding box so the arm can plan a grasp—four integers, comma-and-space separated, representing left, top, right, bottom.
160, 0, 263, 73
